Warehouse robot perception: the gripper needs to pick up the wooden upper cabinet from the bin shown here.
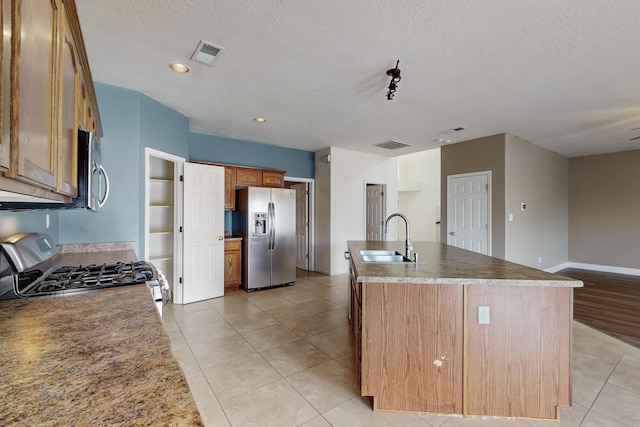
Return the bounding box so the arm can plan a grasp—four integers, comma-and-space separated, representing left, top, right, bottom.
57, 1, 78, 197
9, 0, 59, 191
235, 167, 262, 186
224, 167, 235, 210
262, 170, 284, 188
0, 0, 101, 202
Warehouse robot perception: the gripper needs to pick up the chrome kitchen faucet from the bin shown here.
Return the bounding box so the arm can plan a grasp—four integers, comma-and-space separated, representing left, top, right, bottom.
384, 213, 413, 260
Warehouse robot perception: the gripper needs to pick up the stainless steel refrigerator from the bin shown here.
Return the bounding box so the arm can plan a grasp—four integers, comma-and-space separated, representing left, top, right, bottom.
237, 187, 296, 291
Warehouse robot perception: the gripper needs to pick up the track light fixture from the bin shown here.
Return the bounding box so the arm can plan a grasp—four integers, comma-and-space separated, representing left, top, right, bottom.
386, 60, 402, 100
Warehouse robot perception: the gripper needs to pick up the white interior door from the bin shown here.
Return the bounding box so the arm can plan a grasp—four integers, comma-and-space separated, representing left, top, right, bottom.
447, 172, 491, 255
182, 162, 225, 303
291, 182, 309, 270
366, 184, 385, 241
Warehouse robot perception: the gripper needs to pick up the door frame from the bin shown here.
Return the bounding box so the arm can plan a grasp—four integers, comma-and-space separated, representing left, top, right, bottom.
446, 170, 492, 255
144, 148, 184, 303
284, 176, 315, 272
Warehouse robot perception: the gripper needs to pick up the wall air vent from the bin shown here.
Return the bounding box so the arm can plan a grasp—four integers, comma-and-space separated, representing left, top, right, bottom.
190, 40, 225, 65
375, 140, 411, 150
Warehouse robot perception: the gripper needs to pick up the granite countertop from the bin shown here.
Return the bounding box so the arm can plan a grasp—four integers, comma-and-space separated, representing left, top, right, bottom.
0, 245, 203, 426
348, 240, 583, 287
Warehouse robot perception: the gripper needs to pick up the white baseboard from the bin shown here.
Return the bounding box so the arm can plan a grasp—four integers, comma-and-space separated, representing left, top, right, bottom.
545, 262, 640, 276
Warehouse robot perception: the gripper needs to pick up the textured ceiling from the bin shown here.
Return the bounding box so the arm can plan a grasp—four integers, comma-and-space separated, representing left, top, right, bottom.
75, 0, 640, 158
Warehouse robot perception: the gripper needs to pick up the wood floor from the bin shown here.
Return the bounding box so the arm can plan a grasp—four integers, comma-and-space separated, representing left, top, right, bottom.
558, 268, 640, 348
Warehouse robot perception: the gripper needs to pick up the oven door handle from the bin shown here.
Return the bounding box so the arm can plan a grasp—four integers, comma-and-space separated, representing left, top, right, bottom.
97, 165, 110, 208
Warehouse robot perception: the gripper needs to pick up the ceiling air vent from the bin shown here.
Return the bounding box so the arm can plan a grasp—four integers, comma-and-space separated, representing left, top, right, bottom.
190, 40, 225, 65
375, 140, 411, 150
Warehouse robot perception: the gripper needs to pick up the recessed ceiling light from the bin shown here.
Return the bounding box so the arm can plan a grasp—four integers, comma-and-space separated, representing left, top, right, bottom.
433, 138, 452, 144
254, 117, 267, 123
169, 63, 189, 73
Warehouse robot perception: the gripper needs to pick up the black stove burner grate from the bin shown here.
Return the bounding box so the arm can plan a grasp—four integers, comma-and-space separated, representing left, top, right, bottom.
24, 261, 155, 295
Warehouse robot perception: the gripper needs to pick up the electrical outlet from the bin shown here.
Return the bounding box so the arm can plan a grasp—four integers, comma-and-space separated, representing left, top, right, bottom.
478, 306, 490, 325
46, 214, 50, 229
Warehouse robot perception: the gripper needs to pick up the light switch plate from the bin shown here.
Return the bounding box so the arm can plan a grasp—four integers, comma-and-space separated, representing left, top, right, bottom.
478, 306, 490, 324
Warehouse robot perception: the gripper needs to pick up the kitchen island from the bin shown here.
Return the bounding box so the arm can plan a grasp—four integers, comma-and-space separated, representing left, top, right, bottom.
347, 240, 582, 420
0, 249, 202, 426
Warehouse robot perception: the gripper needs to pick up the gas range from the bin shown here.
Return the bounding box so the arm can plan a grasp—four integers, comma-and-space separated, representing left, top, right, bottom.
0, 233, 170, 314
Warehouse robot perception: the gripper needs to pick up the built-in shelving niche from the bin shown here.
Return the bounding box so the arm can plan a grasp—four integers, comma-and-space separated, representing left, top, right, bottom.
145, 149, 184, 303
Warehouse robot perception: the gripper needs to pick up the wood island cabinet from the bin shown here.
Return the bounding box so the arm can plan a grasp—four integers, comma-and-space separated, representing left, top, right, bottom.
224, 239, 242, 291
347, 241, 576, 420
0, 0, 101, 202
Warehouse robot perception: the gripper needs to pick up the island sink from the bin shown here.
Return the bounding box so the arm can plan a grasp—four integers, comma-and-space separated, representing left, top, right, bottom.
359, 250, 413, 263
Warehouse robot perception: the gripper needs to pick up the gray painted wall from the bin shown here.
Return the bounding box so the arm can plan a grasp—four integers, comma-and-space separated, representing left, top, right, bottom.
569, 149, 640, 269
0, 210, 59, 243
505, 135, 568, 269
441, 134, 507, 259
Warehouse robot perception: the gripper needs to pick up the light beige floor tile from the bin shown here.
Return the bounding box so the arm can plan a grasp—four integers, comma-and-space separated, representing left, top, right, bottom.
572, 350, 618, 384
580, 410, 633, 427
316, 307, 350, 327
202, 353, 281, 401
323, 396, 429, 426
523, 403, 588, 426
179, 319, 238, 344
214, 299, 263, 319
190, 335, 257, 368
305, 326, 353, 359
241, 323, 300, 352
438, 415, 532, 426
184, 370, 219, 410
300, 416, 332, 426
172, 346, 201, 375
174, 308, 224, 326
282, 314, 340, 338
224, 310, 279, 334
265, 304, 313, 324
287, 360, 359, 414
161, 314, 180, 332
260, 339, 331, 377
571, 369, 607, 408
590, 383, 640, 426
166, 327, 189, 351
335, 352, 356, 372
281, 289, 322, 304
171, 299, 217, 315
573, 321, 628, 363
416, 412, 451, 426
220, 378, 319, 426
294, 298, 342, 315
198, 402, 231, 427
245, 293, 294, 311
608, 347, 640, 394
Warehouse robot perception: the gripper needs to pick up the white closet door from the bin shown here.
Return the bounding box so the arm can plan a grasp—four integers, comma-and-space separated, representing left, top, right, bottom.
182, 162, 225, 303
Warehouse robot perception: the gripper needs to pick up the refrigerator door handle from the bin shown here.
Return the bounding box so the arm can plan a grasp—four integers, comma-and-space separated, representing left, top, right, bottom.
269, 202, 275, 250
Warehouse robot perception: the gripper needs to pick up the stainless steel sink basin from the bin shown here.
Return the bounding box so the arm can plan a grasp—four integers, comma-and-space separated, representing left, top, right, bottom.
359, 250, 413, 263
359, 250, 399, 256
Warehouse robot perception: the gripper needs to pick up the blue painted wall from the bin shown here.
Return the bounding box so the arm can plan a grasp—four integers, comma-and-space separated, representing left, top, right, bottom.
58, 83, 189, 257
2, 83, 312, 255
189, 132, 315, 179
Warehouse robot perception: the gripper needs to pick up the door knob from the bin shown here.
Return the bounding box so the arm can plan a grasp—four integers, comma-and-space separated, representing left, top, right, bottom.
449, 231, 456, 236
219, 236, 224, 240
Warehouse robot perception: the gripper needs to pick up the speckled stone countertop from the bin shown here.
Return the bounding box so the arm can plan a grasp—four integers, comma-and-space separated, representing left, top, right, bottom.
0, 246, 203, 426
348, 241, 582, 287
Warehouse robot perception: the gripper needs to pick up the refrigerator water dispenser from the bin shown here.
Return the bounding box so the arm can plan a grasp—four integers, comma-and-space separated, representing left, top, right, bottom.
253, 212, 267, 235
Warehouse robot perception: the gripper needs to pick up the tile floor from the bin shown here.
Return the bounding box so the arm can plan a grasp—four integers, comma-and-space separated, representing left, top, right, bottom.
161, 271, 640, 427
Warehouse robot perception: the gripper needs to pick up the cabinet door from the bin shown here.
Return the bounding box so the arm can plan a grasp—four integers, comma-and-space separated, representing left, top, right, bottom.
0, 0, 10, 171
9, 0, 59, 191
223, 239, 242, 291
56, 2, 78, 197
262, 170, 284, 188
224, 167, 235, 210
235, 168, 262, 186
361, 282, 464, 413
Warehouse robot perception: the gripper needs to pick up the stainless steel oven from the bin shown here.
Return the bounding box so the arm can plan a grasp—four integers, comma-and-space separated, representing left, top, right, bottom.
0, 233, 169, 315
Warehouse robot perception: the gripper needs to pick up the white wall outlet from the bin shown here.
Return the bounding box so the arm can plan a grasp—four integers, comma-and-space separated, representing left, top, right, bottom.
46, 214, 50, 229
508, 213, 513, 222
538, 257, 542, 264
478, 306, 490, 325
520, 202, 526, 211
